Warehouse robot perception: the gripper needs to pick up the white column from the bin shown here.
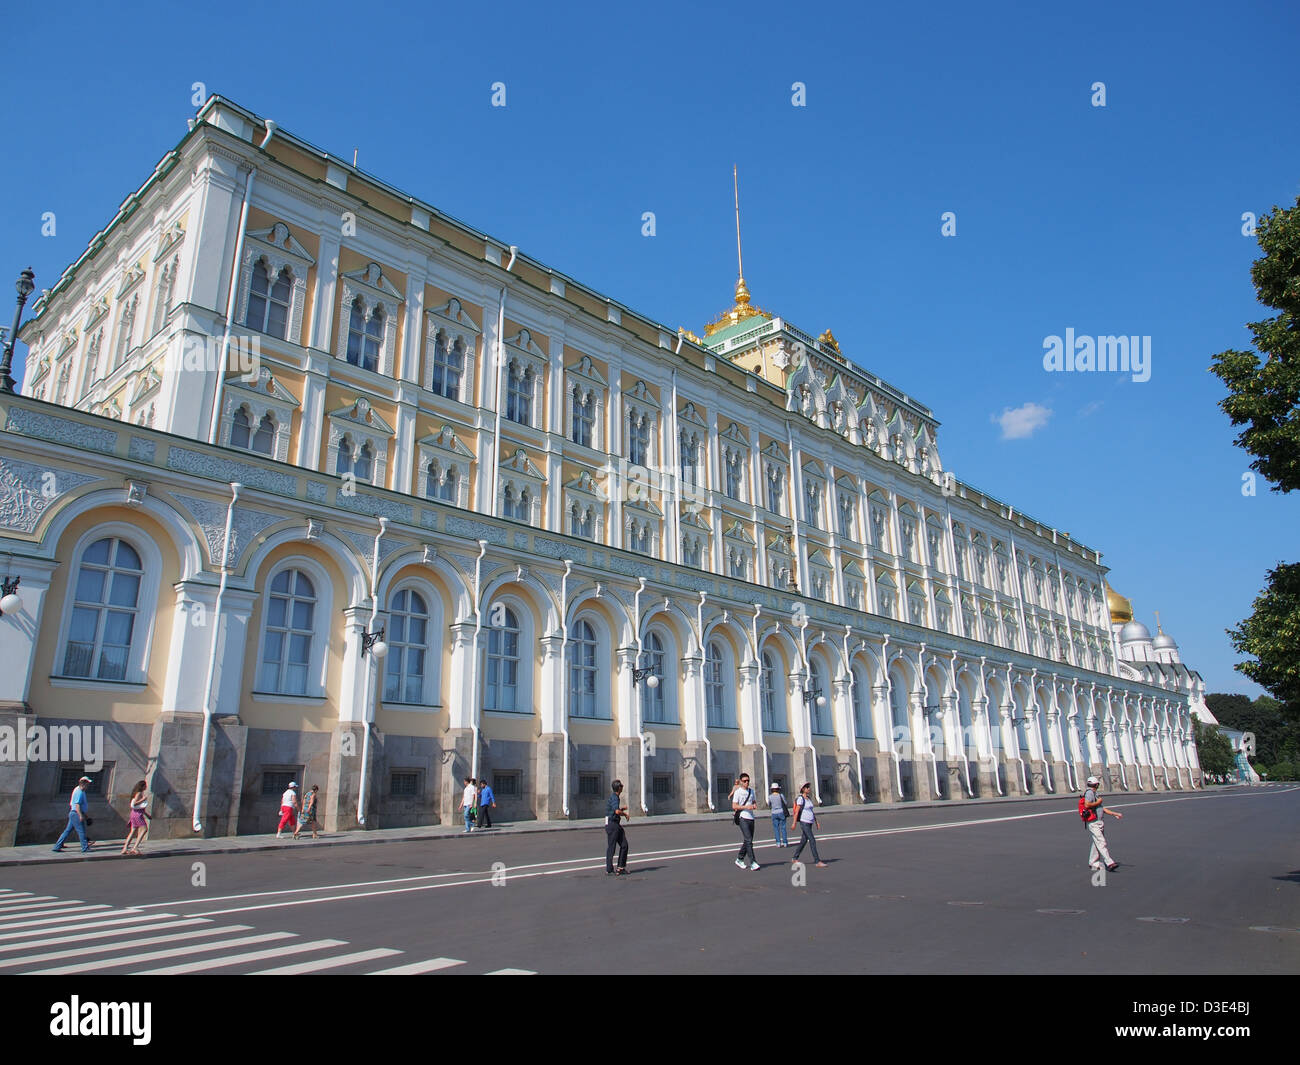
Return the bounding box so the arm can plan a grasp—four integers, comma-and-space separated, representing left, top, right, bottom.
336, 605, 374, 724
161, 581, 255, 714
538, 633, 564, 734
297, 353, 329, 472
0, 559, 58, 707
446, 622, 476, 731
310, 234, 341, 353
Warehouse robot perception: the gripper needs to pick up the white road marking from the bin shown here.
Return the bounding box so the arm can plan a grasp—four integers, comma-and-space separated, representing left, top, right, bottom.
0, 924, 255, 967
0, 917, 209, 953
0, 900, 92, 919
0, 912, 173, 942
0, 906, 119, 931
137, 939, 349, 975
369, 957, 465, 974
29, 932, 298, 974
250, 947, 402, 975
0, 895, 56, 908
485, 968, 536, 975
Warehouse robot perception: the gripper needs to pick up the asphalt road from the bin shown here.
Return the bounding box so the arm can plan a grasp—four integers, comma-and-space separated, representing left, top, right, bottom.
3, 785, 1297, 975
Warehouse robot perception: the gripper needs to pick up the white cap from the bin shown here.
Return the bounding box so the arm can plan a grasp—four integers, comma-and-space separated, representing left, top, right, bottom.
1086, 776, 1100, 786
288, 782, 298, 788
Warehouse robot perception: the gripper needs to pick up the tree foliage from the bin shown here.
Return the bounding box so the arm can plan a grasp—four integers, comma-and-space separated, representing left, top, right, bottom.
1210, 196, 1300, 492
1210, 196, 1300, 718
1193, 720, 1237, 778
1206, 692, 1300, 763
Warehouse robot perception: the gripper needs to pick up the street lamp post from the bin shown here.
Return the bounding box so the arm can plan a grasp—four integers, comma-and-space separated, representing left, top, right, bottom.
0, 268, 36, 395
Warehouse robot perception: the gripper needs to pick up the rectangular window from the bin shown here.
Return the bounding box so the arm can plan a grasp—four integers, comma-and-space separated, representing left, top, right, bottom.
493, 770, 521, 797
724, 450, 743, 501
820, 776, 834, 802
652, 773, 672, 798
765, 470, 784, 515
572, 394, 594, 448
716, 774, 733, 801
390, 770, 423, 797
261, 768, 302, 797
578, 772, 603, 797
57, 764, 111, 795
506, 367, 533, 425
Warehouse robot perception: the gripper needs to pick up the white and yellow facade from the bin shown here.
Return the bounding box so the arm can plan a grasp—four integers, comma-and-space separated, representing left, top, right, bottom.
0, 96, 1205, 843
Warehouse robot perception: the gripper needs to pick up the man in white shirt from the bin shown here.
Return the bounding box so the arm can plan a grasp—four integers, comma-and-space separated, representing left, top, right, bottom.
730, 772, 760, 870
276, 782, 299, 839
459, 776, 478, 833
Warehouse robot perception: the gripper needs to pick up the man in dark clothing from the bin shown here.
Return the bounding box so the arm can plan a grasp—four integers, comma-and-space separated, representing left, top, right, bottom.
477, 779, 496, 829
605, 779, 629, 876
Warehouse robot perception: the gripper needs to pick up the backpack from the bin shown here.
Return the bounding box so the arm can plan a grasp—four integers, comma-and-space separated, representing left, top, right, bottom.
1079, 796, 1096, 823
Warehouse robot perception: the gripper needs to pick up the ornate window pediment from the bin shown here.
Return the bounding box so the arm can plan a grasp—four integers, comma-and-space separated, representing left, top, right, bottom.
239, 223, 314, 345
130, 366, 161, 406
30, 353, 51, 383
58, 329, 79, 357
721, 421, 748, 445
153, 219, 185, 262
566, 356, 606, 450
419, 427, 472, 508
506, 327, 547, 362
327, 397, 393, 487
678, 401, 707, 428
222, 367, 300, 463
84, 295, 110, 331
724, 519, 756, 547
501, 448, 543, 481
116, 262, 146, 299
425, 297, 480, 403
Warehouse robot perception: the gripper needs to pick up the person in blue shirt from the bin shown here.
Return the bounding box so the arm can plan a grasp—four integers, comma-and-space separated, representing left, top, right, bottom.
605, 779, 629, 876
476, 779, 496, 829
52, 775, 94, 853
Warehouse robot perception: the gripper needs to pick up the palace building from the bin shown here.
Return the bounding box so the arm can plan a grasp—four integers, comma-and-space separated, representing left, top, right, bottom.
0, 96, 1208, 844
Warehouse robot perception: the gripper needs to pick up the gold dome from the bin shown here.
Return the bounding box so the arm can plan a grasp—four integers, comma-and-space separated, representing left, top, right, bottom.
1106, 582, 1133, 625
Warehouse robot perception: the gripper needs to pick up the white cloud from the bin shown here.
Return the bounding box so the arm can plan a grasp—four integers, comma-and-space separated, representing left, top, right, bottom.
992, 402, 1052, 440
1078, 400, 1104, 418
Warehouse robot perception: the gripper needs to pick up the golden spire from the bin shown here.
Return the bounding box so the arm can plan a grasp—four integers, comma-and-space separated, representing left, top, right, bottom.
703, 165, 769, 337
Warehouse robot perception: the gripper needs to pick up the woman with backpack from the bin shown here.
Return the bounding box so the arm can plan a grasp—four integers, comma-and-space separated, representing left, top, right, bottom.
768, 782, 790, 846
790, 782, 828, 868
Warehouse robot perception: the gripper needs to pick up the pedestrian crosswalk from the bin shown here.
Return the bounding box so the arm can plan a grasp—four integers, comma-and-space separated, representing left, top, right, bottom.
0, 888, 535, 975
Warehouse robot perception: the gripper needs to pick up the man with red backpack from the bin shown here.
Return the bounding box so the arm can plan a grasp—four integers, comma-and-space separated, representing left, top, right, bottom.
1080, 775, 1122, 871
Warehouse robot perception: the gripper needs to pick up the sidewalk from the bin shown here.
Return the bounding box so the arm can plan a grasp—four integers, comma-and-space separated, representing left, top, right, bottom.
1, 786, 1226, 867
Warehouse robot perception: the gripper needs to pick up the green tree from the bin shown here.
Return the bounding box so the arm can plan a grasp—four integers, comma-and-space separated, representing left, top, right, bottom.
1206, 692, 1300, 763
1210, 196, 1300, 721
1193, 720, 1237, 778
1267, 760, 1296, 781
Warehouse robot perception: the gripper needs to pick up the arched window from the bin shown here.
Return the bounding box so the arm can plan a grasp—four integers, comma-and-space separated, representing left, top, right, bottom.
231, 407, 253, 450
153, 257, 178, 335
245, 260, 292, 339
642, 632, 667, 723
724, 448, 744, 500
62, 537, 144, 680
484, 606, 521, 712
851, 667, 872, 738
114, 296, 137, 367
761, 652, 785, 732
809, 659, 830, 734
705, 641, 730, 727
251, 413, 275, 456
259, 569, 317, 695
383, 588, 428, 704
572, 391, 595, 448
431, 333, 464, 400
569, 619, 598, 718
506, 362, 534, 425
628, 412, 650, 466
336, 435, 354, 477
679, 430, 700, 487
346, 298, 381, 371
354, 441, 374, 482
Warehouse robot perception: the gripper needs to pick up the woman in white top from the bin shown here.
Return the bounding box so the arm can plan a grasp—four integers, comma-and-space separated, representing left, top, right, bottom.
121, 780, 149, 856
790, 782, 827, 867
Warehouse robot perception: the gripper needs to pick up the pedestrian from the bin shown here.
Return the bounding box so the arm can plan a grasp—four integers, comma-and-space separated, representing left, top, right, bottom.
768, 782, 790, 846
121, 780, 150, 856
1082, 775, 1122, 872
52, 775, 95, 854
605, 779, 629, 876
459, 775, 478, 833
294, 784, 321, 840
275, 781, 299, 839
476, 778, 496, 829
730, 772, 760, 870
790, 782, 828, 868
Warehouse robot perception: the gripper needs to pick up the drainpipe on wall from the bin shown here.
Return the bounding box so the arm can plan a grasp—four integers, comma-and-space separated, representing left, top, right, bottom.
980, 656, 1004, 796
207, 121, 276, 446
634, 578, 651, 815
1031, 667, 1055, 794
1007, 662, 1029, 794
697, 591, 714, 812
951, 650, 973, 797
843, 625, 867, 802
192, 481, 241, 833
751, 603, 771, 795
489, 247, 518, 516
469, 540, 488, 782
559, 559, 573, 817
356, 516, 388, 826
917, 642, 941, 798
882, 634, 903, 799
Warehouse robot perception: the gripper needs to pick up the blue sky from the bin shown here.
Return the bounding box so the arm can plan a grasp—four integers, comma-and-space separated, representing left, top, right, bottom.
4, 0, 1297, 696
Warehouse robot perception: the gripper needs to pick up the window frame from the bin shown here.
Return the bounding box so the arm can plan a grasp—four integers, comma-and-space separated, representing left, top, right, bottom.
253, 557, 333, 700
